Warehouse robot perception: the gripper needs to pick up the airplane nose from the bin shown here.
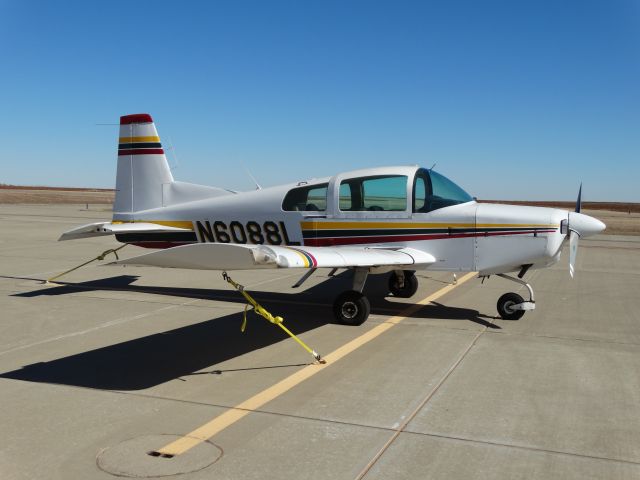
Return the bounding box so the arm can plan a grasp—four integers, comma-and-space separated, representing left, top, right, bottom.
569, 212, 606, 238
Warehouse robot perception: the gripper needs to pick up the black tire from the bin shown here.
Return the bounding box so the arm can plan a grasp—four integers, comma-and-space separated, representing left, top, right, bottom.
497, 292, 526, 320
388, 271, 419, 298
333, 290, 371, 325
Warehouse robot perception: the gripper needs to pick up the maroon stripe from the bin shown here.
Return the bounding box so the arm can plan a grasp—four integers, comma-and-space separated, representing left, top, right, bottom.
120, 113, 153, 124
118, 148, 165, 156
129, 241, 193, 249
303, 230, 557, 247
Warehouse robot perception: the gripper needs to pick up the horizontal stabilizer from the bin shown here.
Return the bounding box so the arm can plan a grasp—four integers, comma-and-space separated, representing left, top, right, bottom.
58, 222, 191, 241
112, 243, 436, 270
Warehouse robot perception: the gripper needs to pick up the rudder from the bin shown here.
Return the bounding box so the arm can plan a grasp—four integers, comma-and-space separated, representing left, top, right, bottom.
115, 113, 173, 213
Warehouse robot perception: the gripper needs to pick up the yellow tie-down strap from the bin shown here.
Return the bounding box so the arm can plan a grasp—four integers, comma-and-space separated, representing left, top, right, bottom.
222, 271, 325, 364
46, 245, 127, 284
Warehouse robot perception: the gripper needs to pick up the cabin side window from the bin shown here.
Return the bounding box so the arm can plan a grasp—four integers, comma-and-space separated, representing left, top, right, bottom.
413, 170, 430, 212
338, 175, 407, 211
339, 182, 354, 211
282, 184, 328, 211
413, 168, 473, 213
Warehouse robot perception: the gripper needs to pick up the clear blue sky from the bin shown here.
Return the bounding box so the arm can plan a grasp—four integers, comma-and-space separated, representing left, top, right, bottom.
1, 0, 638, 201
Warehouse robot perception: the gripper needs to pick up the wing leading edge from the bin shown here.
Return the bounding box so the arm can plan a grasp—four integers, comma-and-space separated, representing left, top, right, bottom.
113, 243, 436, 270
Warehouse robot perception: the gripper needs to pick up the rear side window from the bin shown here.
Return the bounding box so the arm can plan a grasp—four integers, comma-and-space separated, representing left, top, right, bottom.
339, 183, 353, 210
282, 184, 328, 211
339, 175, 407, 211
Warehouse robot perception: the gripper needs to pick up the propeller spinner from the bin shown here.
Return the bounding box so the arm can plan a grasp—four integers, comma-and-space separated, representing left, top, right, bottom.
566, 185, 606, 277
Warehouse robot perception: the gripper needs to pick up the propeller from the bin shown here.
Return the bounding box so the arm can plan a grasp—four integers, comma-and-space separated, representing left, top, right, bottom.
566, 183, 605, 278
569, 183, 581, 278
569, 229, 579, 278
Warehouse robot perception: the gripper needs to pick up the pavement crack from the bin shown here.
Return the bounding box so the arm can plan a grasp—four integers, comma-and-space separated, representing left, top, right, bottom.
400, 430, 640, 467
355, 326, 487, 480
485, 329, 640, 348
0, 298, 202, 356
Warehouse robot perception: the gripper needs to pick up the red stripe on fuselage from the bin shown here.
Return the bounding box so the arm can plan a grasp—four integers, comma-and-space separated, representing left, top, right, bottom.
129, 241, 192, 249
303, 230, 557, 247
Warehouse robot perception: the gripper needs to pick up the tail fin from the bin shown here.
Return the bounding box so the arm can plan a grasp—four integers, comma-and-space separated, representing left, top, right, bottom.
114, 113, 173, 213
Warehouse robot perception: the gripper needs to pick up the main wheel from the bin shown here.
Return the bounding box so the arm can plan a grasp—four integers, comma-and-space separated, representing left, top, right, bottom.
333, 290, 371, 325
388, 271, 419, 298
497, 292, 526, 320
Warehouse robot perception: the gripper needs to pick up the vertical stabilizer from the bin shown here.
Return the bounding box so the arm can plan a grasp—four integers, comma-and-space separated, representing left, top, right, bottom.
114, 113, 173, 213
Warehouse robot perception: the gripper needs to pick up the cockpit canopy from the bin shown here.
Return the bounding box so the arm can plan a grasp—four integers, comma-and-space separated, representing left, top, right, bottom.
282, 167, 473, 213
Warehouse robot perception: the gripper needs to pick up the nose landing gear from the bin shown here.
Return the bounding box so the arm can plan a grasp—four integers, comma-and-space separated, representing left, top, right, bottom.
494, 273, 536, 320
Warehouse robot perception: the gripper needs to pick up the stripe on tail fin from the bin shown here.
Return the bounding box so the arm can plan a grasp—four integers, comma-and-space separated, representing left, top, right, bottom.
114, 113, 173, 213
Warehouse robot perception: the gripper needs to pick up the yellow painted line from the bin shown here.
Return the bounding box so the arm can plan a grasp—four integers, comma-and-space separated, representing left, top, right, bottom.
118, 136, 160, 143
300, 221, 557, 230
157, 271, 477, 456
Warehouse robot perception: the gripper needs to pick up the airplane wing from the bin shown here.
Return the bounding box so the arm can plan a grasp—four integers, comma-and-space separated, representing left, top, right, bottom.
58, 222, 191, 241
112, 243, 436, 270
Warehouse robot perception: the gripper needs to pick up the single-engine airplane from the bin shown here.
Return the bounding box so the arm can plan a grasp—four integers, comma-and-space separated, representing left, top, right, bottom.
60, 113, 606, 325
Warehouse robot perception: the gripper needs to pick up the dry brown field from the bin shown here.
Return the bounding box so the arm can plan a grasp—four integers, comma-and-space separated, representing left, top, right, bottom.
481, 200, 640, 235
0, 185, 114, 204
0, 186, 637, 235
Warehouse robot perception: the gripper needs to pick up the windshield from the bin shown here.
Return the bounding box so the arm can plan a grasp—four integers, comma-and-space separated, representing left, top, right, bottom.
414, 169, 473, 212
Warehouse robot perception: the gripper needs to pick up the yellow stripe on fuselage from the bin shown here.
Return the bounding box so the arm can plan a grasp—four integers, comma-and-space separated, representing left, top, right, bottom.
118, 136, 161, 143
111, 220, 194, 230
300, 221, 557, 230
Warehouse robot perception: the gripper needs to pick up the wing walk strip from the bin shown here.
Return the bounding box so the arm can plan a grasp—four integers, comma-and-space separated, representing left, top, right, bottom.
156, 272, 477, 457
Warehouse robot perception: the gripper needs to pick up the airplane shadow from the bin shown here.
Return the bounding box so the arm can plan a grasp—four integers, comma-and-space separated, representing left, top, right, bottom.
0, 307, 326, 391
1, 272, 497, 391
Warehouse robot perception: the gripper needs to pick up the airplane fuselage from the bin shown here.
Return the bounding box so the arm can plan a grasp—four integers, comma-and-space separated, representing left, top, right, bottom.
59, 113, 606, 324
112, 165, 571, 276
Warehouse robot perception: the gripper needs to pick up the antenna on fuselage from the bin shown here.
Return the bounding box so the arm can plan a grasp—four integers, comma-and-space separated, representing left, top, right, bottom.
166, 136, 181, 172
429, 163, 437, 171
242, 164, 262, 190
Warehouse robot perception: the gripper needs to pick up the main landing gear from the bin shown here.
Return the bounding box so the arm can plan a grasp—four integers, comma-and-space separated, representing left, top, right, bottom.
494, 273, 536, 320
388, 270, 418, 298
333, 290, 370, 326
332, 268, 371, 325
332, 269, 419, 325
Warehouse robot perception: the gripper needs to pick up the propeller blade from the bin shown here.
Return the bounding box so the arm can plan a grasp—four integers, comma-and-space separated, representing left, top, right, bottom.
569, 230, 579, 278
575, 183, 582, 213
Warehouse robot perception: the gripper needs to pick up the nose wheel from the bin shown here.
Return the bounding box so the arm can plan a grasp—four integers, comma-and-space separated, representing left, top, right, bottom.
494, 273, 536, 320
497, 292, 526, 320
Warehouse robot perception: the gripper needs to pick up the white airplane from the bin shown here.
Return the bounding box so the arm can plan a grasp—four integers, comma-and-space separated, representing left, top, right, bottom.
60, 113, 605, 325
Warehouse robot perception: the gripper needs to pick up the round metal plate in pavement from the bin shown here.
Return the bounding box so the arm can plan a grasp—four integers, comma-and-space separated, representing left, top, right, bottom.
97, 434, 222, 478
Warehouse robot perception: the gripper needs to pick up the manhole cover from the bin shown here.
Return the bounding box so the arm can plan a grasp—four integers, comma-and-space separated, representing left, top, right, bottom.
97, 434, 222, 477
